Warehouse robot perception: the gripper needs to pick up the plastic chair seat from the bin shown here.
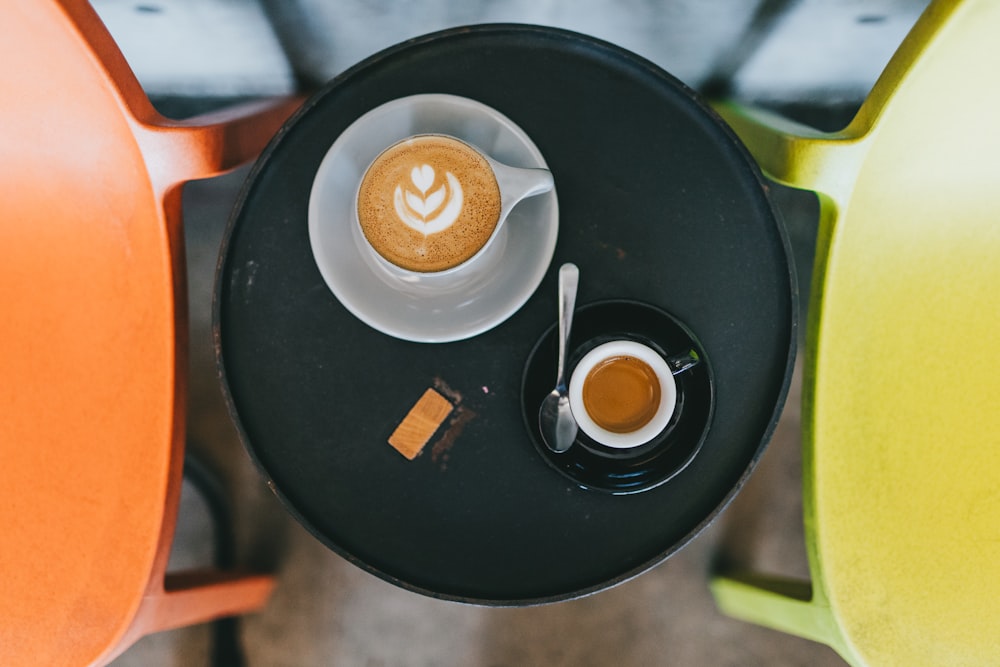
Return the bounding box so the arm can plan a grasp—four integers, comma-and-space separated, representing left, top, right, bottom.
0, 1, 300, 664
710, 1, 1000, 664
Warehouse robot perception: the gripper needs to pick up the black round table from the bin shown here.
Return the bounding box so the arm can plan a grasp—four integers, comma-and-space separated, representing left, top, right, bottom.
215, 25, 796, 605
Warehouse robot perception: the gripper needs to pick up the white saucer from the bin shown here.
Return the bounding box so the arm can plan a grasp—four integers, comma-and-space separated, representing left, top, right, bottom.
308, 94, 559, 343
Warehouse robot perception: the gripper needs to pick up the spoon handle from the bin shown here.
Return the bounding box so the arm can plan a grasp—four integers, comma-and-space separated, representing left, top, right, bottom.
556, 263, 579, 389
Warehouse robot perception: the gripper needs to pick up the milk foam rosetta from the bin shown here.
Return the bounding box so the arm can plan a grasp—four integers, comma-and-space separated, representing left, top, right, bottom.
357, 135, 502, 272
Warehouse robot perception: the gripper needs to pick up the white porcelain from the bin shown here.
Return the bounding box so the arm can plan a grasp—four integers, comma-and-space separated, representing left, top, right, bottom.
568, 340, 677, 448
353, 134, 553, 288
309, 94, 559, 343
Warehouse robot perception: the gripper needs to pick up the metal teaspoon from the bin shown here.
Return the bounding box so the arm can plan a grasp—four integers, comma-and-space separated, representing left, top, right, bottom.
538, 263, 580, 453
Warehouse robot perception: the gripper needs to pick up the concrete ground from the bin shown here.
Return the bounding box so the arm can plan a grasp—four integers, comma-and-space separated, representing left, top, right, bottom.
96, 1, 931, 664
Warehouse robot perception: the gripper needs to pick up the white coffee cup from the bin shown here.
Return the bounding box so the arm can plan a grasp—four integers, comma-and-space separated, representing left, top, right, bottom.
352, 133, 553, 290
569, 340, 697, 449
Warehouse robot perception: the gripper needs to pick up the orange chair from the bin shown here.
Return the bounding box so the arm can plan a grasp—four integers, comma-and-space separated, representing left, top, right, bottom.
0, 1, 301, 664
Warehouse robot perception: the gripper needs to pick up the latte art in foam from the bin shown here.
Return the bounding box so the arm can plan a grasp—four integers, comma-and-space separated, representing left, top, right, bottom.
393, 165, 463, 235
357, 135, 502, 273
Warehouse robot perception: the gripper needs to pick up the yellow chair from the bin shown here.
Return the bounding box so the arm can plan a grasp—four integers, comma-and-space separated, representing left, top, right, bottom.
709, 0, 1000, 664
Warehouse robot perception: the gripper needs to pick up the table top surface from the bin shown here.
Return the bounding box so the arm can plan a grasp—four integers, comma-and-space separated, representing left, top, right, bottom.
215, 25, 796, 604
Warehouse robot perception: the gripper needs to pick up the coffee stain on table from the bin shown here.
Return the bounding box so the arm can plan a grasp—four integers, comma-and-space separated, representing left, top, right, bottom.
430, 405, 477, 470
432, 377, 464, 404
418, 377, 477, 472
428, 377, 478, 470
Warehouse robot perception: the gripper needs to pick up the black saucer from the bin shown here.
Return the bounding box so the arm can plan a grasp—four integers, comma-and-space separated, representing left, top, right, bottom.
522, 300, 714, 493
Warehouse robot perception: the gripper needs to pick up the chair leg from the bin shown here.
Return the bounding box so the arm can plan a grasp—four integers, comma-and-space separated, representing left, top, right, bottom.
180, 453, 273, 667
182, 454, 237, 569
710, 571, 834, 646
140, 568, 275, 635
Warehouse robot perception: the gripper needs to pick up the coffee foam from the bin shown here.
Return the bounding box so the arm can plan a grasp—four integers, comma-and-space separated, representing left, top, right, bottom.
357, 136, 502, 272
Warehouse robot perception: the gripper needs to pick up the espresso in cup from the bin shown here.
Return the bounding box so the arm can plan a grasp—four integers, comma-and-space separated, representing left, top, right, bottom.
569, 340, 693, 449
357, 135, 503, 273
582, 354, 662, 434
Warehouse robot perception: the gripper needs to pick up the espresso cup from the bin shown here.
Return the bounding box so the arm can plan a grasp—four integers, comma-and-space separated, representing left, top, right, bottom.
568, 339, 700, 449
353, 134, 553, 288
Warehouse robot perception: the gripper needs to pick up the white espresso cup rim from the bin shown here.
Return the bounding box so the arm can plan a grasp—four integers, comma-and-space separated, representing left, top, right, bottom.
353, 132, 541, 280
568, 339, 678, 449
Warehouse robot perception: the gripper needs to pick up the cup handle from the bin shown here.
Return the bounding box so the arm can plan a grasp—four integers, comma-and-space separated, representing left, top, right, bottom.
667, 349, 700, 375
490, 160, 555, 222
